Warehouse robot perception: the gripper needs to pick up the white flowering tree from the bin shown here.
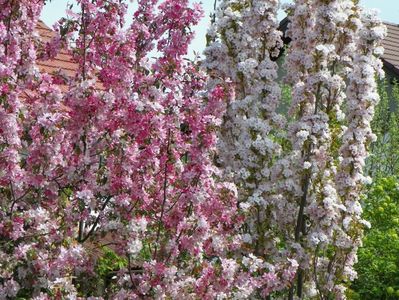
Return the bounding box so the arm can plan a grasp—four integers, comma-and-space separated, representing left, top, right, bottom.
204, 0, 300, 297
205, 0, 386, 298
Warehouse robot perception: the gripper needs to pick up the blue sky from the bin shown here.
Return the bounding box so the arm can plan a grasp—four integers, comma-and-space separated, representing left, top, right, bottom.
41, 0, 399, 56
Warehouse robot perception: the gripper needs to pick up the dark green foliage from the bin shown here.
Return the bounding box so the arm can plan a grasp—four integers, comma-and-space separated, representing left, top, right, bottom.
277, 83, 292, 116
96, 246, 127, 278
366, 79, 399, 177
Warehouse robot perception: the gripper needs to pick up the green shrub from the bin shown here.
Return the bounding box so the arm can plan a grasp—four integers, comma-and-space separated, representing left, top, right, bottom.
350, 177, 399, 299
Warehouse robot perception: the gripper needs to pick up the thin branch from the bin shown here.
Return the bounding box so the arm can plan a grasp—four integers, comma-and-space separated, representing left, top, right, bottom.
313, 245, 325, 300
8, 181, 18, 217
126, 254, 136, 288
80, 196, 112, 243
153, 128, 171, 259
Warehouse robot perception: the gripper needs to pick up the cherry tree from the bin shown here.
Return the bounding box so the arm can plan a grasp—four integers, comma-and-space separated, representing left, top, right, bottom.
283, 1, 385, 298
205, 0, 385, 299
204, 0, 300, 298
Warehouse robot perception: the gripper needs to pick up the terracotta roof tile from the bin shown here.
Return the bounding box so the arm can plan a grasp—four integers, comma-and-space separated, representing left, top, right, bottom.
36, 21, 79, 77
35, 20, 104, 90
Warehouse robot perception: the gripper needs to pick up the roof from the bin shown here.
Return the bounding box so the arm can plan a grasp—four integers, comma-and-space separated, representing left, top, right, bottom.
278, 17, 399, 78
383, 22, 399, 77
36, 20, 104, 91
36, 20, 79, 79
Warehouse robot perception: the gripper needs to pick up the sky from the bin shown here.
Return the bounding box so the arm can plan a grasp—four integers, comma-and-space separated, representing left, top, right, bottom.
41, 0, 399, 57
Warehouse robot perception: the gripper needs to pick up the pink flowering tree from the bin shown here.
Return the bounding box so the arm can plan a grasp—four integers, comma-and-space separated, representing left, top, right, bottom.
205, 0, 385, 299
0, 0, 46, 298
0, 0, 266, 298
